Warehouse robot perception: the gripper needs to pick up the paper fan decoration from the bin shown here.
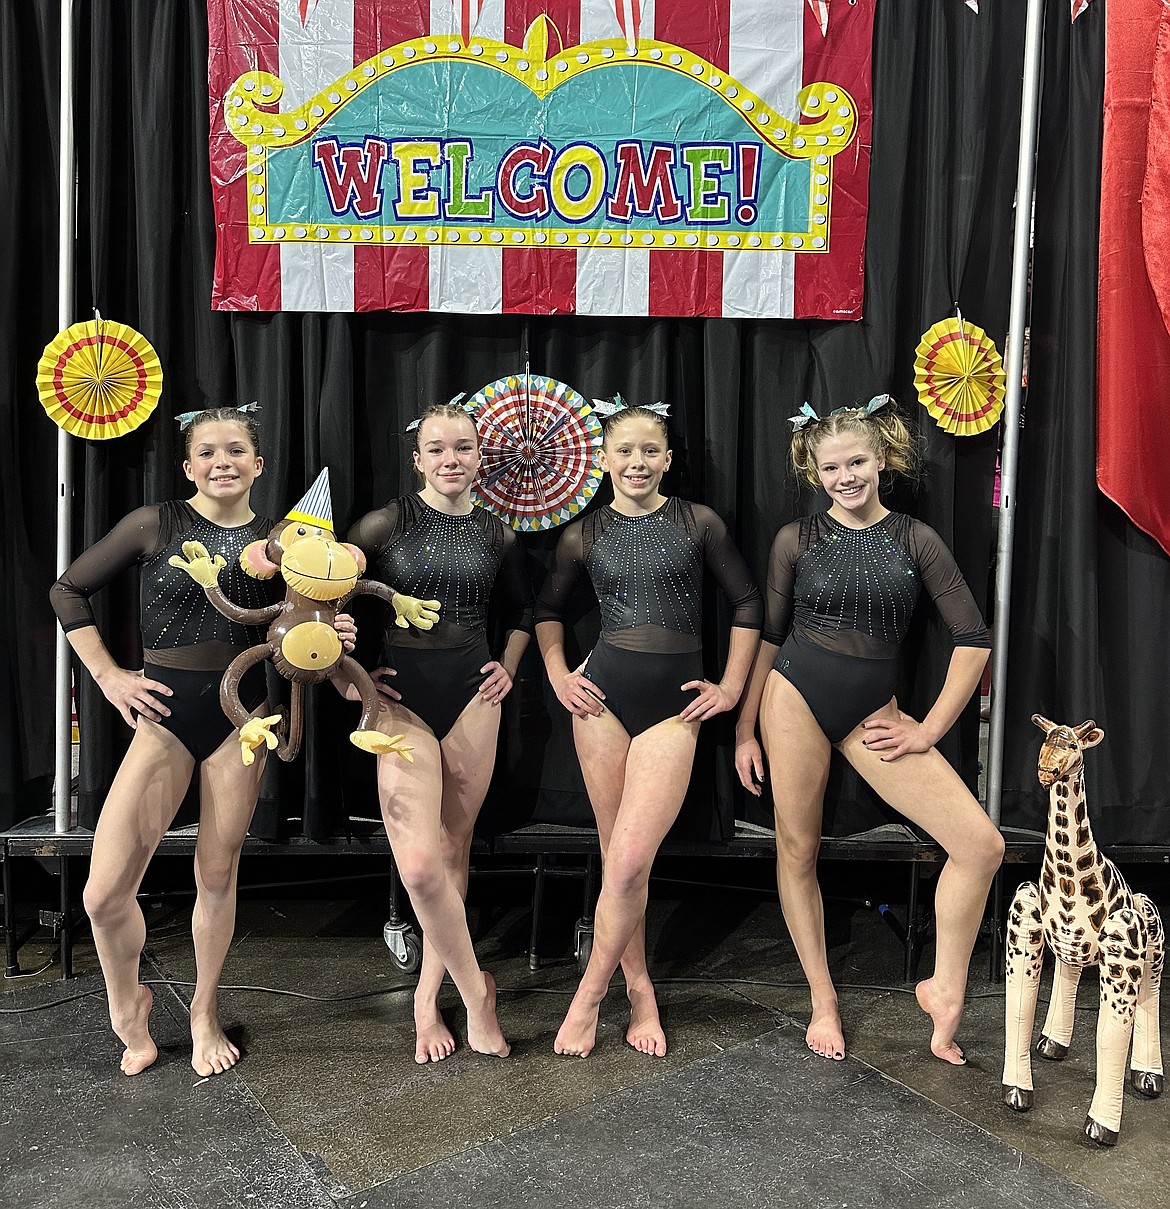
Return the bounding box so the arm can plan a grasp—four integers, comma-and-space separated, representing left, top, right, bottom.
913, 314, 1006, 436
36, 313, 163, 439
470, 371, 603, 531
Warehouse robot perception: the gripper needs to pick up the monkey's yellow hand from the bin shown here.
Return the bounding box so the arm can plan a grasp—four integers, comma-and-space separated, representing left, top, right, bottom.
238, 714, 282, 766
168, 541, 227, 588
350, 730, 414, 761
392, 594, 441, 631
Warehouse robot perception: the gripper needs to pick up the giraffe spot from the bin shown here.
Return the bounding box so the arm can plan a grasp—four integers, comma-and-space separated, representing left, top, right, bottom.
1059, 877, 1076, 897
1081, 880, 1103, 907
1090, 906, 1107, 931
1075, 852, 1095, 871
1077, 824, 1091, 847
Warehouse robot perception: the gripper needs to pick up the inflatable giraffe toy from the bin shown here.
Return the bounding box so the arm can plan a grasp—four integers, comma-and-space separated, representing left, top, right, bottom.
1001, 716, 1164, 1145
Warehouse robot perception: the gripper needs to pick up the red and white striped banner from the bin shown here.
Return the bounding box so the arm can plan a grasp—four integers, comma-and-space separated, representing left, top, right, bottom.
208, 0, 874, 318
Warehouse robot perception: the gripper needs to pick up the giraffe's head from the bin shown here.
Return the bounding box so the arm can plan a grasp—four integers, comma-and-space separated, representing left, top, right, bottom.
1032, 715, 1104, 788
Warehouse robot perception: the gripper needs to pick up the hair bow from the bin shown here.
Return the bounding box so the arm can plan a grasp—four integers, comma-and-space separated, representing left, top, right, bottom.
787, 402, 821, 431
787, 394, 891, 431
405, 392, 477, 432
175, 401, 261, 431
591, 392, 671, 418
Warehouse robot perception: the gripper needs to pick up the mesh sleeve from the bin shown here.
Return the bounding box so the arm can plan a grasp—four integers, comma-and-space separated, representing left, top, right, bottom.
910, 520, 991, 648
496, 526, 535, 635
533, 521, 586, 624
762, 522, 801, 647
346, 501, 403, 564
49, 505, 164, 633
693, 505, 763, 630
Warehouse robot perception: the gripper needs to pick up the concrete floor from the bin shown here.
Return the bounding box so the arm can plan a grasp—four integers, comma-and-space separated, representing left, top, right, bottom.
1, 858, 1167, 1208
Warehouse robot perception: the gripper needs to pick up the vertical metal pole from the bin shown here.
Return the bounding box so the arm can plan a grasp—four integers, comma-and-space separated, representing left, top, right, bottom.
985, 0, 1046, 831
54, 0, 76, 834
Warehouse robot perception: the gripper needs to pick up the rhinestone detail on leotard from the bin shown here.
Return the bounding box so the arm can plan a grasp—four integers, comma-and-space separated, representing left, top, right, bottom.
588, 507, 704, 637
794, 516, 920, 644
143, 514, 275, 650
373, 502, 499, 635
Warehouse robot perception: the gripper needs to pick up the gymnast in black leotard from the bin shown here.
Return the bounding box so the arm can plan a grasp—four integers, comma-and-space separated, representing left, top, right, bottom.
344, 402, 526, 1063
348, 493, 532, 740
49, 407, 316, 1081
764, 511, 991, 743
536, 400, 761, 1059
54, 500, 276, 759
735, 397, 1003, 1067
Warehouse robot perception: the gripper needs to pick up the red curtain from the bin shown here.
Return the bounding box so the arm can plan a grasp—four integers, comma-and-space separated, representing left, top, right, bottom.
1097, 0, 1170, 556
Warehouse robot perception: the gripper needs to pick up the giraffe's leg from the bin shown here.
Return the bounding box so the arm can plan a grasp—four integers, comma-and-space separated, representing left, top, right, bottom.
1037, 957, 1083, 1060
1085, 907, 1145, 1145
1130, 893, 1164, 1098
1002, 882, 1045, 1111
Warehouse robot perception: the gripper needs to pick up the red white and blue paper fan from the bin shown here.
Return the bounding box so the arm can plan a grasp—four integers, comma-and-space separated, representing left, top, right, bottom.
470, 372, 603, 531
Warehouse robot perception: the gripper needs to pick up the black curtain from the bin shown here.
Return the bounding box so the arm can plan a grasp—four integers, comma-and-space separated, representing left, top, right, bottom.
4, 1, 1035, 841
1001, 1, 1170, 846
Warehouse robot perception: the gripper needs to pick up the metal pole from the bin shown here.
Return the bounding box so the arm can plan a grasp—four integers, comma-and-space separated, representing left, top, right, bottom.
54, 0, 76, 833
985, 0, 1045, 830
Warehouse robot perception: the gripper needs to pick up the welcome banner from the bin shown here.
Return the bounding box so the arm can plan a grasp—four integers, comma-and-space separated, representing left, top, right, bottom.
208, 0, 875, 318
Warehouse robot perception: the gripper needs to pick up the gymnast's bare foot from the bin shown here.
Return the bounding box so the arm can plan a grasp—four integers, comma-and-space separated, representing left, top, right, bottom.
191, 1009, 241, 1077
414, 994, 456, 1064
114, 984, 158, 1076
626, 979, 667, 1056
806, 997, 845, 1060
555, 986, 604, 1058
916, 978, 966, 1065
466, 971, 510, 1058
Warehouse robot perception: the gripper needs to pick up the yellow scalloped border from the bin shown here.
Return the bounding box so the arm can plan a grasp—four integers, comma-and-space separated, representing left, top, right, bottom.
226, 24, 857, 158
227, 20, 854, 254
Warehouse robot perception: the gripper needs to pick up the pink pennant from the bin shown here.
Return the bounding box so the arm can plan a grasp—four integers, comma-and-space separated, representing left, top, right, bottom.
1071, 0, 1095, 20
612, 0, 644, 50
807, 0, 829, 37
298, 0, 319, 26
455, 0, 485, 45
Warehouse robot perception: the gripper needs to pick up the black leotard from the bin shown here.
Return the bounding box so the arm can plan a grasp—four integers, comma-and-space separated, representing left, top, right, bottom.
536, 498, 762, 736
347, 495, 534, 739
50, 501, 278, 758
763, 511, 990, 742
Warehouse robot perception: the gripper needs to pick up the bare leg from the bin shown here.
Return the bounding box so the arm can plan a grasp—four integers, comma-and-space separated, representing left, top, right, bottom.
573, 718, 664, 1054
555, 714, 698, 1057
758, 673, 839, 1058
376, 706, 508, 1058
839, 702, 1005, 1064
412, 696, 500, 1063
82, 722, 195, 1075
188, 725, 267, 1076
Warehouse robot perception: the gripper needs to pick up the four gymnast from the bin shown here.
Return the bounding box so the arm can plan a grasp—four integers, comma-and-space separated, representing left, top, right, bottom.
734, 398, 1004, 1065
49, 406, 344, 1077
52, 392, 1004, 1075
535, 400, 762, 1058
346, 401, 531, 1062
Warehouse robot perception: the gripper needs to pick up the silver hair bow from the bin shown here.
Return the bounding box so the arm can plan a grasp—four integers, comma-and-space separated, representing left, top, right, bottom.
405, 392, 477, 432
175, 400, 261, 431
787, 394, 891, 430
591, 392, 671, 418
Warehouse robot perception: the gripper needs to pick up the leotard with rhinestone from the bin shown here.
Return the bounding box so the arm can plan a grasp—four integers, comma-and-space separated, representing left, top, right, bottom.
763, 512, 990, 658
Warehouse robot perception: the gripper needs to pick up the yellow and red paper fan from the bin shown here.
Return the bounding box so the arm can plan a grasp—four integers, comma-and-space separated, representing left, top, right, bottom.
36, 313, 162, 440
913, 315, 1005, 436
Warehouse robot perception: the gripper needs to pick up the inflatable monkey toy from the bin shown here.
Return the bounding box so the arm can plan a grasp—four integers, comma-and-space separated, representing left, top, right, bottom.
169, 468, 439, 766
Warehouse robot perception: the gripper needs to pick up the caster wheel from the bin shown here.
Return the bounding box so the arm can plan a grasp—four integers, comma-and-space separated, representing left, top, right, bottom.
383, 921, 422, 973
575, 920, 594, 974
